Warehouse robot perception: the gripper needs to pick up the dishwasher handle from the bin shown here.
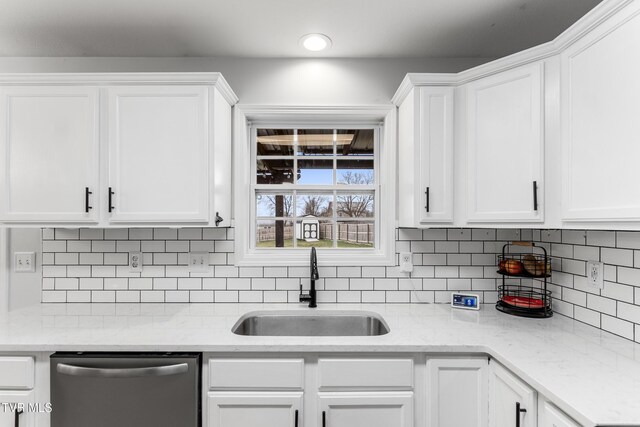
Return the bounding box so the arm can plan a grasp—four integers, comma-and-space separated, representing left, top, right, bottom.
56, 362, 189, 378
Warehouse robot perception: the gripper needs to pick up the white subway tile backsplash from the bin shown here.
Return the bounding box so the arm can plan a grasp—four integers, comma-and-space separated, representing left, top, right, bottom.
586, 294, 616, 316
92, 291, 116, 303
435, 241, 458, 253
617, 302, 640, 324
350, 278, 374, 290
601, 247, 634, 267
252, 278, 276, 290
165, 290, 189, 303
41, 227, 640, 343
561, 230, 586, 245
104, 229, 128, 240
615, 232, 640, 250
154, 228, 178, 240
189, 291, 214, 303
447, 229, 471, 241
574, 306, 601, 328
129, 229, 153, 240
215, 290, 239, 303
602, 281, 634, 303
601, 315, 634, 340
178, 278, 202, 290
586, 231, 616, 247
92, 241, 116, 253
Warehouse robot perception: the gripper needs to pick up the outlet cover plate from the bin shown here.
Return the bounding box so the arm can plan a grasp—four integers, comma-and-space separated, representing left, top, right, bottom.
129, 252, 143, 273
189, 252, 210, 273
399, 252, 413, 273
14, 252, 35, 273
587, 261, 604, 289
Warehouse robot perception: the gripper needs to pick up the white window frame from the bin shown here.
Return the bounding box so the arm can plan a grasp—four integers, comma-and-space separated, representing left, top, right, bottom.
234, 105, 397, 267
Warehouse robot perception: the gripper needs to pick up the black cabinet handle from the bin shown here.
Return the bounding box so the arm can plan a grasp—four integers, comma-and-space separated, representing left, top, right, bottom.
425, 187, 430, 213
108, 187, 115, 213
294, 409, 298, 427
215, 212, 223, 227
532, 181, 538, 211
85, 187, 93, 213
515, 402, 527, 427
14, 409, 23, 427
322, 410, 326, 427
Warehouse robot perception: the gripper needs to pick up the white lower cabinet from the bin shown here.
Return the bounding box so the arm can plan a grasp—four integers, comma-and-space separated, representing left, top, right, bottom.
208, 392, 302, 427
427, 358, 488, 427
538, 400, 581, 427
205, 355, 587, 427
490, 360, 537, 427
319, 392, 413, 427
0, 390, 35, 427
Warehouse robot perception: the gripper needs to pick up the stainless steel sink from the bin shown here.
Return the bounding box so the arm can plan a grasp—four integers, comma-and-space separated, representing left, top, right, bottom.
231, 310, 390, 336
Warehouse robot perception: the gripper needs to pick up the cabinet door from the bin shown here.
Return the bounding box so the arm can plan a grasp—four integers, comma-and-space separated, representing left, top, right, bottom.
398, 86, 454, 226
418, 87, 454, 223
319, 392, 413, 427
561, 1, 640, 221
539, 400, 581, 427
466, 62, 544, 223
0, 390, 35, 427
208, 392, 302, 427
107, 86, 209, 223
0, 86, 100, 223
427, 358, 488, 427
489, 361, 537, 427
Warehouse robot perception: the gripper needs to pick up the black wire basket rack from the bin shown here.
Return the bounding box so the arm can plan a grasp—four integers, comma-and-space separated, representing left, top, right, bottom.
495, 242, 553, 318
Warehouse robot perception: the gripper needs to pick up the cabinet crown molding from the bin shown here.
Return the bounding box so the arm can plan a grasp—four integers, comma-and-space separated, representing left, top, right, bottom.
391, 0, 634, 105
0, 72, 239, 105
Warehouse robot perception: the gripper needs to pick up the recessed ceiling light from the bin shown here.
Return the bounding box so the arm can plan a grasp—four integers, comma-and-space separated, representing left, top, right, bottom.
299, 34, 332, 52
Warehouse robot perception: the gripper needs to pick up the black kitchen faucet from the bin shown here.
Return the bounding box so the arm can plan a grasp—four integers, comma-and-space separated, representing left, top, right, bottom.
299, 247, 319, 308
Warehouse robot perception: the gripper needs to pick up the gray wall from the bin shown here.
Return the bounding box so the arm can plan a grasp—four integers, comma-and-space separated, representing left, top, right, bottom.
0, 57, 491, 104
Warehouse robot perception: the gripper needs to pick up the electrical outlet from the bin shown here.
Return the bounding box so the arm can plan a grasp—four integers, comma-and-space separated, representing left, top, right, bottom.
14, 252, 35, 273
189, 252, 210, 273
587, 261, 604, 289
399, 252, 413, 273
129, 252, 143, 273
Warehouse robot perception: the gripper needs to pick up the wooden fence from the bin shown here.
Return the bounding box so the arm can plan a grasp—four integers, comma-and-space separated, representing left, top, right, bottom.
257, 223, 374, 245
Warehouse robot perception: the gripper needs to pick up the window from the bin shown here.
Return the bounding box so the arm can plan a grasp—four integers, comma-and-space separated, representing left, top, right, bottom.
254, 128, 377, 249
234, 106, 396, 266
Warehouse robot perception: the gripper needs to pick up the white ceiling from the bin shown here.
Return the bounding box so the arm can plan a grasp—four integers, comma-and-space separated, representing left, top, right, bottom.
0, 0, 602, 58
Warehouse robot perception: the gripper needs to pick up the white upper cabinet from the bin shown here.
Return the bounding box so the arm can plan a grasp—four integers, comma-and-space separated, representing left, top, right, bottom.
0, 86, 100, 223
561, 0, 640, 222
398, 86, 454, 226
106, 85, 210, 224
465, 62, 544, 223
0, 74, 237, 227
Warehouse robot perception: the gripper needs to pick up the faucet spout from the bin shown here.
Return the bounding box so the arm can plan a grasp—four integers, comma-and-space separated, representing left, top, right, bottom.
300, 247, 319, 308
310, 247, 319, 280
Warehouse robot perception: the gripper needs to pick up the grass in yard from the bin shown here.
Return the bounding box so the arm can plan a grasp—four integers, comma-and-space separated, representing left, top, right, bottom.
256, 239, 373, 248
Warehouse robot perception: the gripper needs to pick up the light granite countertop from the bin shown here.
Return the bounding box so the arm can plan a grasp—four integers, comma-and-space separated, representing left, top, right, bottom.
0, 303, 639, 426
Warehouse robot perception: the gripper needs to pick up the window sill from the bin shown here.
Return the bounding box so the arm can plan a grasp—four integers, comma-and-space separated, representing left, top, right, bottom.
234, 248, 395, 267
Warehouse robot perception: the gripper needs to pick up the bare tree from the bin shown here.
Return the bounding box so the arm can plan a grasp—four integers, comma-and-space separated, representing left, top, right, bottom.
336, 171, 374, 217
259, 195, 293, 217
300, 195, 331, 217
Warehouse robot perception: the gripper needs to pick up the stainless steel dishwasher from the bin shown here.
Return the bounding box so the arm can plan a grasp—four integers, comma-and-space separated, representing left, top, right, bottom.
50, 352, 201, 427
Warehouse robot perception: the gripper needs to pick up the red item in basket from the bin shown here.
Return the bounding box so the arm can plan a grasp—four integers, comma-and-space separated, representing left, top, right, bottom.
502, 295, 544, 309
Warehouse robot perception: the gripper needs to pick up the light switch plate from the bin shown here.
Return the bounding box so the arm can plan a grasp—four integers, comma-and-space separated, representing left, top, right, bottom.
587, 261, 604, 289
14, 252, 35, 273
189, 252, 210, 273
